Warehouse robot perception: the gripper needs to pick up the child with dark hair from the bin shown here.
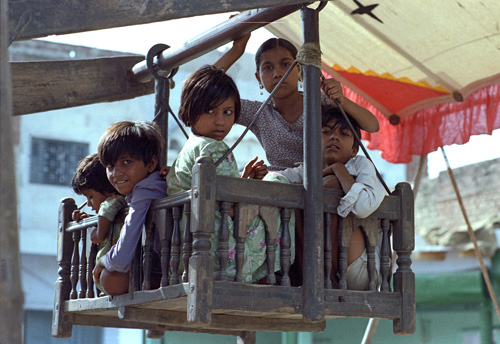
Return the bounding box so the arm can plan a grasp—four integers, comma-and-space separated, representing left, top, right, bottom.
71, 153, 126, 294
215, 35, 379, 171
93, 120, 167, 295
280, 106, 386, 290
166, 65, 294, 283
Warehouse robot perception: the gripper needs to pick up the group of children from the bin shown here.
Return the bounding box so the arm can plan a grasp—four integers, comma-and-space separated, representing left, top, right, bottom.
71, 37, 385, 296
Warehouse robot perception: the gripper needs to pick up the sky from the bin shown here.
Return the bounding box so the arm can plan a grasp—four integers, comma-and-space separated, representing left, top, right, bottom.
39, 13, 500, 180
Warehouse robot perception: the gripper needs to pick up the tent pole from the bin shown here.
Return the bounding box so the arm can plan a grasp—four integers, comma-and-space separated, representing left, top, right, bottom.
0, 0, 24, 342
440, 146, 500, 325
412, 154, 427, 200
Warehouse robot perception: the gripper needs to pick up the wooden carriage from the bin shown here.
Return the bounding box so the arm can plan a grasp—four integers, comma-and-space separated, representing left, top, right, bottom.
8, 1, 417, 343
53, 158, 415, 342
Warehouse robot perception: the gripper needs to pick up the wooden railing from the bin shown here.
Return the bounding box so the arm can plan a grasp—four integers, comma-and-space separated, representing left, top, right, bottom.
53, 156, 415, 338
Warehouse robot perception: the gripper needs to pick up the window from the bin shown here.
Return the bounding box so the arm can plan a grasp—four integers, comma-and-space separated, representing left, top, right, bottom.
30, 138, 88, 186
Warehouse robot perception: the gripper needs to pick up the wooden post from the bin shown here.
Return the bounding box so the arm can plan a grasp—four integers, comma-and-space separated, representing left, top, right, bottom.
188, 157, 216, 325
301, 5, 325, 323
52, 198, 76, 337
0, 0, 24, 341
392, 183, 416, 334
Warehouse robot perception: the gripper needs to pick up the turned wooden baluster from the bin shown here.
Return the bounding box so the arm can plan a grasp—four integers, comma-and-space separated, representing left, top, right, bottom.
156, 208, 171, 288
182, 203, 192, 283
142, 212, 155, 290
78, 228, 87, 298
170, 206, 182, 285
216, 202, 230, 281
70, 230, 81, 299
260, 206, 278, 285
380, 218, 392, 291
87, 243, 97, 298
323, 212, 332, 289
337, 216, 351, 290
359, 217, 379, 291
279, 208, 292, 287
234, 203, 258, 282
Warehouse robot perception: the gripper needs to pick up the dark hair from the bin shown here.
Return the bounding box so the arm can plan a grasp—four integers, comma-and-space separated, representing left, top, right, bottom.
71, 153, 117, 195
322, 106, 361, 152
98, 120, 163, 171
255, 38, 298, 73
178, 65, 241, 127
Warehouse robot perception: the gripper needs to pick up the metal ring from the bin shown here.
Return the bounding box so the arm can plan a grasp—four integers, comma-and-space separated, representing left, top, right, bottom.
146, 43, 178, 80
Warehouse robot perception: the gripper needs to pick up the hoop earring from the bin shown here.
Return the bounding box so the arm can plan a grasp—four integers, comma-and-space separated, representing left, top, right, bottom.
259, 83, 264, 96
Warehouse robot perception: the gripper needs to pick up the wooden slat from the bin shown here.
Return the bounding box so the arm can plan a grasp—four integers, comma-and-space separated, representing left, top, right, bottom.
64, 284, 188, 313
324, 290, 401, 319
212, 282, 302, 314
216, 176, 304, 209
11, 57, 154, 116
8, 0, 309, 41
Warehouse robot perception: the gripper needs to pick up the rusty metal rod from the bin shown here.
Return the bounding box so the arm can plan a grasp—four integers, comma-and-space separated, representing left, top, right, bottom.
130, 4, 301, 83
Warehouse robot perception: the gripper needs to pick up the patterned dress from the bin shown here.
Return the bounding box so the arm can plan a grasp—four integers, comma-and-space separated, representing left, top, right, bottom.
238, 93, 333, 171
167, 134, 294, 283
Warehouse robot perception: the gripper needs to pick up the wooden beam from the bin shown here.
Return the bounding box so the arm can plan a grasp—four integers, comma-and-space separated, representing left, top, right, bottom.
8, 0, 308, 41
119, 307, 326, 333
0, 0, 24, 342
11, 56, 154, 116
73, 313, 250, 337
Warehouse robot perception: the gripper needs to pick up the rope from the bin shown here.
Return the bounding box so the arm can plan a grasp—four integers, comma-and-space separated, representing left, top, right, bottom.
296, 42, 322, 82
440, 146, 500, 322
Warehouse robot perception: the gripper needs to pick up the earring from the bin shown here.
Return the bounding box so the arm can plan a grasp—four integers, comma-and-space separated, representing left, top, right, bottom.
259, 83, 264, 96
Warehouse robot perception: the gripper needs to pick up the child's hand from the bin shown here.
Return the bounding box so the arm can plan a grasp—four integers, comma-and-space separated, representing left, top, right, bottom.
241, 157, 268, 179
159, 166, 171, 180
72, 210, 89, 222
252, 163, 268, 180
321, 77, 344, 105
232, 33, 251, 53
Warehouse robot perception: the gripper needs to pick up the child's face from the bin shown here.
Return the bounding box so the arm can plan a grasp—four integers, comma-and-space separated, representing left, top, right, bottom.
81, 189, 112, 213
321, 119, 358, 166
255, 46, 300, 98
192, 97, 235, 141
106, 153, 157, 195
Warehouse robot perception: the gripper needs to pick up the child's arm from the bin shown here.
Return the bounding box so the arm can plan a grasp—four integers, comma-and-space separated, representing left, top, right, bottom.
323, 163, 355, 194
93, 258, 105, 285
321, 78, 380, 133
325, 157, 386, 218
213, 34, 251, 71
241, 156, 268, 180
90, 216, 113, 244
101, 174, 166, 273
